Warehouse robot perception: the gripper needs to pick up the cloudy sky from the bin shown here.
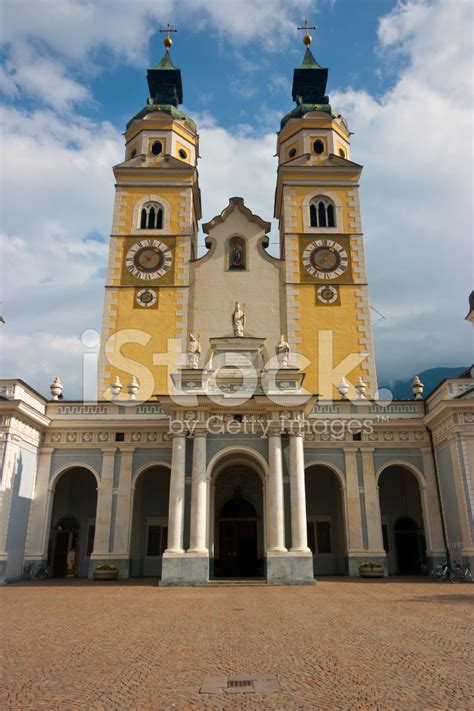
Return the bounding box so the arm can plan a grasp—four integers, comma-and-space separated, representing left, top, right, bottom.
0, 0, 472, 398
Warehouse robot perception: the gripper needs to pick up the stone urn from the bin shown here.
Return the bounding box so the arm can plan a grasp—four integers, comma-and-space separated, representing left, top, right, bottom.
93, 565, 119, 581
359, 564, 384, 578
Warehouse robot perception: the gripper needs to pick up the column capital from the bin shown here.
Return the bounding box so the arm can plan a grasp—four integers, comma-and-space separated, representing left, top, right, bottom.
38, 446, 55, 455
101, 447, 118, 455
288, 425, 305, 439
267, 426, 283, 438
171, 429, 188, 439
344, 446, 359, 455
118, 445, 136, 454
192, 426, 208, 438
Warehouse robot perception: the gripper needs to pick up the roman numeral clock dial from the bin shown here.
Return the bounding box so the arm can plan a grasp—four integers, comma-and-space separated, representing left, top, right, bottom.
125, 239, 173, 280
302, 239, 349, 280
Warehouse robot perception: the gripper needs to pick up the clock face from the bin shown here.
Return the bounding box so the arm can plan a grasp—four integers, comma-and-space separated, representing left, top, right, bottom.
126, 239, 172, 280
302, 239, 349, 280
317, 285, 338, 304
136, 288, 157, 308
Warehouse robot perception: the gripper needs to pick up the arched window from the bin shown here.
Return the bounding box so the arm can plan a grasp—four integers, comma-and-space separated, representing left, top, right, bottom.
140, 202, 164, 230
309, 198, 336, 228
228, 236, 246, 269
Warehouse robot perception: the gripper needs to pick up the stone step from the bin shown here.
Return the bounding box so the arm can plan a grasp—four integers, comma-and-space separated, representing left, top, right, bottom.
206, 578, 267, 586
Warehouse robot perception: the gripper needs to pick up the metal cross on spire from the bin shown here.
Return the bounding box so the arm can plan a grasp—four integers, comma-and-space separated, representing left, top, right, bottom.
160, 23, 177, 49
297, 18, 317, 46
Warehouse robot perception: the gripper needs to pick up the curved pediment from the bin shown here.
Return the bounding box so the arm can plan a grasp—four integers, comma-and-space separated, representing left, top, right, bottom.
202, 197, 271, 235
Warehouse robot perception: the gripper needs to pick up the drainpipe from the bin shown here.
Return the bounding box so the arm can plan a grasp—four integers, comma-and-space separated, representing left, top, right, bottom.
424, 399, 450, 566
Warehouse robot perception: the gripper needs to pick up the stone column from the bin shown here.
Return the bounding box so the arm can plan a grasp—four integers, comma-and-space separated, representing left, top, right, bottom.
344, 448, 364, 554
111, 448, 135, 576
164, 433, 187, 554
188, 429, 208, 553
267, 428, 286, 552
360, 448, 385, 555
289, 429, 310, 552
91, 448, 116, 556
24, 447, 54, 561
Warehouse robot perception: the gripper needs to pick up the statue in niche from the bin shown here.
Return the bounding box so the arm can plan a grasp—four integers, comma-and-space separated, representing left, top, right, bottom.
276, 335, 290, 368
232, 302, 246, 337
229, 237, 245, 269
187, 332, 201, 369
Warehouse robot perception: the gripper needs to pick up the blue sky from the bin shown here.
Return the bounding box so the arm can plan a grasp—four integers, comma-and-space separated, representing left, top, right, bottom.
78, 1, 397, 131
0, 0, 472, 397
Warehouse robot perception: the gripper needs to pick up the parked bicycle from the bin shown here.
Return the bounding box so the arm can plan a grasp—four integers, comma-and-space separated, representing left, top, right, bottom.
450, 562, 473, 584
431, 561, 473, 583
24, 562, 48, 580
431, 562, 453, 582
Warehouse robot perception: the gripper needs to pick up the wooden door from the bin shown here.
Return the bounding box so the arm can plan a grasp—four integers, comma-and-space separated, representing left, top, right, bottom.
219, 521, 257, 577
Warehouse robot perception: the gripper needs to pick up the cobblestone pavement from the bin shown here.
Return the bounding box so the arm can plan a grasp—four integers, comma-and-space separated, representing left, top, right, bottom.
1, 578, 473, 710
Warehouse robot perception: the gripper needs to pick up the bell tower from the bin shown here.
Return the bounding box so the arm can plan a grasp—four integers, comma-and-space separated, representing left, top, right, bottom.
274, 27, 377, 399
98, 31, 201, 400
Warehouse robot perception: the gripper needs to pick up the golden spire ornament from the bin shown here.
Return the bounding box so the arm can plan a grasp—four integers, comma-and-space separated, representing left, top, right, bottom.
297, 18, 317, 46
160, 23, 177, 49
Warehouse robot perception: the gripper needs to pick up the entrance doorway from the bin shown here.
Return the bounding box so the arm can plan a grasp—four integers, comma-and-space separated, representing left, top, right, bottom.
52, 517, 80, 577
212, 460, 264, 579
218, 498, 257, 577
305, 464, 346, 575
394, 517, 425, 574
378, 465, 426, 575
48, 466, 98, 577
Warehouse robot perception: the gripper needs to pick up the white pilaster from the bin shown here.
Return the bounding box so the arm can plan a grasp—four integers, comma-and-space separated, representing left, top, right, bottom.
91, 448, 116, 555
112, 448, 134, 555
188, 430, 207, 553
360, 448, 385, 554
0, 435, 21, 557
344, 448, 364, 553
24, 447, 54, 559
164, 433, 186, 554
267, 429, 287, 552
289, 430, 310, 552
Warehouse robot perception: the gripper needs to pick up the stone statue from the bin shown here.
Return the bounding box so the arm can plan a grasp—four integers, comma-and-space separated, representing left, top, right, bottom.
276, 335, 290, 368
232, 302, 246, 337
187, 332, 201, 369
232, 243, 243, 267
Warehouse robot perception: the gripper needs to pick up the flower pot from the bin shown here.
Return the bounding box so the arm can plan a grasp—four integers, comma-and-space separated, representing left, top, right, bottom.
359, 566, 384, 578
93, 570, 119, 580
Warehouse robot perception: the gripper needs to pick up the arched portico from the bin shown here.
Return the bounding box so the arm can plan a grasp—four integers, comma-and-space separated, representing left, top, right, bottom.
305, 461, 347, 575
47, 466, 99, 577
207, 447, 267, 579
130, 463, 171, 577
377, 463, 428, 574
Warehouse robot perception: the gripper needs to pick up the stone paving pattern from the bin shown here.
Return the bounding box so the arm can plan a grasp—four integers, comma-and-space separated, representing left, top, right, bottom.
1, 578, 473, 710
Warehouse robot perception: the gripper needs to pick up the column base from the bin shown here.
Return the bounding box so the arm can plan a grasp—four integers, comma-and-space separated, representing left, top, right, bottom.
346, 552, 387, 577
266, 551, 315, 585
426, 551, 447, 571
160, 553, 209, 586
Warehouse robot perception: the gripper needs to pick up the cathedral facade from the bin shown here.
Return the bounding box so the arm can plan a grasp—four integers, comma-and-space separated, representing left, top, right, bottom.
1, 35, 473, 585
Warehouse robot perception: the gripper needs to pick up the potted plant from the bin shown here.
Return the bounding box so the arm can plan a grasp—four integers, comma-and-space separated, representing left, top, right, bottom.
359, 561, 384, 578
93, 564, 119, 581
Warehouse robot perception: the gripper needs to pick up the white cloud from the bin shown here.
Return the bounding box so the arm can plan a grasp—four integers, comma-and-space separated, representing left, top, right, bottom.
331, 0, 473, 384
1, 54, 91, 110
1, 0, 472, 397
0, 0, 315, 109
